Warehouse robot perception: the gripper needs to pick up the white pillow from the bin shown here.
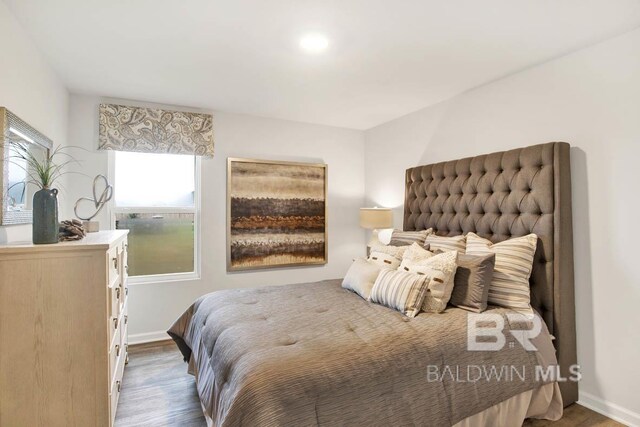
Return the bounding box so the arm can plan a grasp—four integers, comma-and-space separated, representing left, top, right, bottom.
368, 244, 407, 269
400, 244, 458, 313
342, 258, 385, 300
465, 232, 538, 314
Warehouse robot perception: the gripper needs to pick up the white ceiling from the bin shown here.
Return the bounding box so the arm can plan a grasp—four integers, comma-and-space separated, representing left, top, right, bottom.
6, 0, 640, 130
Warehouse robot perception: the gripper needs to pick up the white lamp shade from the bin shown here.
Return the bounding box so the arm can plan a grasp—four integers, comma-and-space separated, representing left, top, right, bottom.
359, 208, 393, 229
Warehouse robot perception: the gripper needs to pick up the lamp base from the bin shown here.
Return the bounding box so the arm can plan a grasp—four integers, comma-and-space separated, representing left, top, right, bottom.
367, 229, 383, 248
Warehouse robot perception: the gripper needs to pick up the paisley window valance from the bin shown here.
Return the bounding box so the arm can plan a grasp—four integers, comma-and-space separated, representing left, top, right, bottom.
98, 103, 214, 157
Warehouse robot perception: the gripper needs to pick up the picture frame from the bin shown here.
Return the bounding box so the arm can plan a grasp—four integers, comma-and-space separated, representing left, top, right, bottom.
226, 157, 328, 271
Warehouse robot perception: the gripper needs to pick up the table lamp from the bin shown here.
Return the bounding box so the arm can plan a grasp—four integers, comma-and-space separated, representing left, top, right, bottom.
359, 207, 393, 248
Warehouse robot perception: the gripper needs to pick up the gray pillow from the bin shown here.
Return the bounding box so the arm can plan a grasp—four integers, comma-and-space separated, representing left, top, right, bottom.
342, 258, 385, 300
449, 253, 495, 313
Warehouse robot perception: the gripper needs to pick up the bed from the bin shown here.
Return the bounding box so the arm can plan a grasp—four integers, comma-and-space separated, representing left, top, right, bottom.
169, 142, 577, 426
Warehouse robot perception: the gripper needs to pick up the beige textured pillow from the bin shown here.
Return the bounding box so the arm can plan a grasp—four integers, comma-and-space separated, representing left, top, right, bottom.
342, 258, 385, 300
400, 242, 436, 265
399, 245, 458, 313
370, 244, 407, 258
424, 234, 466, 254
465, 232, 538, 314
369, 269, 432, 317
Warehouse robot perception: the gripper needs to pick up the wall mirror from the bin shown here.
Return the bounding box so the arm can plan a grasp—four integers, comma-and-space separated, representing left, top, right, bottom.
0, 107, 53, 225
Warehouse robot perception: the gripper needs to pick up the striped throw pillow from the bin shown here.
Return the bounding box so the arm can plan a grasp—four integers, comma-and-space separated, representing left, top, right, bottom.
389, 228, 433, 246
424, 234, 466, 254
369, 269, 432, 317
465, 232, 538, 314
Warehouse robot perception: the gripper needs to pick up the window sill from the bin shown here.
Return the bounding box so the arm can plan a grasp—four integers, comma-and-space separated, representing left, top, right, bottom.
127, 271, 200, 286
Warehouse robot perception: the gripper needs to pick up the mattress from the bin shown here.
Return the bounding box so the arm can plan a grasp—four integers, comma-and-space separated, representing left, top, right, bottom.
168, 279, 562, 426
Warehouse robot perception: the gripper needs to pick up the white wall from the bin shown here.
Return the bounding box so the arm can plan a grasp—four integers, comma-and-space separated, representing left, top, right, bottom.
67, 94, 366, 341
365, 28, 640, 425
0, 1, 69, 243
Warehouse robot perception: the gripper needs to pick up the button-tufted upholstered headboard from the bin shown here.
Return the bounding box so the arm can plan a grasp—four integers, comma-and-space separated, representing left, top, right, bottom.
404, 142, 577, 406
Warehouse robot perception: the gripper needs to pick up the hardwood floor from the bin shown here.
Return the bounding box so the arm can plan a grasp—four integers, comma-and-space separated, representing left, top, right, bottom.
116, 340, 621, 427
115, 341, 206, 427
523, 406, 623, 427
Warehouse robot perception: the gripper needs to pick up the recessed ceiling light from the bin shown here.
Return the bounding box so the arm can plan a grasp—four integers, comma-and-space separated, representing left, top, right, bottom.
299, 33, 329, 53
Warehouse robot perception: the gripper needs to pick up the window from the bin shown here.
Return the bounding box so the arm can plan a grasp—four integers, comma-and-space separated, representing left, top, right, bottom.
112, 151, 200, 281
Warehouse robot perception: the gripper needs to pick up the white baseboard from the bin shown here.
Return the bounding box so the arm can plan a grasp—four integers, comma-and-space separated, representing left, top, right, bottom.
579, 391, 640, 427
128, 330, 170, 345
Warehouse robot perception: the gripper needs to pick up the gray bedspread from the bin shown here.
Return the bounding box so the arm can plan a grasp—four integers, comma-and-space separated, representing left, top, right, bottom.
168, 279, 557, 426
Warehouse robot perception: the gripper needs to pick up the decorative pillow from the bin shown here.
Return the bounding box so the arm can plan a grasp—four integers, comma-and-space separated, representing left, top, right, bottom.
465, 232, 538, 314
400, 242, 436, 265
424, 234, 466, 254
368, 253, 400, 269
342, 258, 385, 300
389, 228, 433, 246
399, 246, 458, 313
368, 244, 407, 269
369, 269, 432, 317
370, 244, 407, 258
449, 253, 495, 313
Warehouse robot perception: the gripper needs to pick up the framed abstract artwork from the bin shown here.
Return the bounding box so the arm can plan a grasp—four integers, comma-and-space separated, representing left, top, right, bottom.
226, 158, 328, 271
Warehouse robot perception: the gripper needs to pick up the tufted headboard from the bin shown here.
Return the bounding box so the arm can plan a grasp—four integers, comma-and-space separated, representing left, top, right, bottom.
404, 142, 577, 406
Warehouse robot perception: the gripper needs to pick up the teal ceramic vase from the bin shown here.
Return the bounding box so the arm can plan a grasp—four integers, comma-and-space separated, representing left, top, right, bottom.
32, 188, 59, 244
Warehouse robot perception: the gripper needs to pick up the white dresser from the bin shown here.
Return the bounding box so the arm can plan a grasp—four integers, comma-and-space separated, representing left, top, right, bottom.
0, 230, 129, 426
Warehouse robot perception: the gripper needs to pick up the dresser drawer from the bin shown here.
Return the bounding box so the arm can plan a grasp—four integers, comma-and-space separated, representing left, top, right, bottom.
120, 283, 128, 316
109, 349, 126, 425
107, 245, 121, 288
108, 282, 122, 320
109, 311, 121, 350
121, 240, 128, 280
109, 327, 123, 384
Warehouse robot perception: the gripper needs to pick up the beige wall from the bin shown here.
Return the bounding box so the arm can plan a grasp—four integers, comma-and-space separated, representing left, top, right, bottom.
364, 28, 640, 425
67, 94, 367, 342
0, 1, 69, 243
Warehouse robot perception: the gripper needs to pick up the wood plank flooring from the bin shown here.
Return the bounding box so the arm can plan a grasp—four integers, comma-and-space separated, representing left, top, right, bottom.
115, 340, 622, 427
115, 341, 206, 426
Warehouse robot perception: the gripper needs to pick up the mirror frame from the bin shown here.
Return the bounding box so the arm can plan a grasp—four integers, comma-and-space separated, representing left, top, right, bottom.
0, 107, 53, 226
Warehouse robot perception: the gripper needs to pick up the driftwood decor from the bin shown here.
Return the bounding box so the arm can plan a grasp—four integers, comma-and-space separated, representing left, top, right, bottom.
59, 219, 86, 241
227, 158, 327, 271
98, 103, 214, 157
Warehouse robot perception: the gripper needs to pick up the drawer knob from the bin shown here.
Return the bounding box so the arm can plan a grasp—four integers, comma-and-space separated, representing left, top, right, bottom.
115, 344, 120, 357
115, 288, 121, 300
125, 287, 129, 296
113, 317, 118, 330
113, 257, 118, 270
124, 315, 128, 325
116, 380, 121, 393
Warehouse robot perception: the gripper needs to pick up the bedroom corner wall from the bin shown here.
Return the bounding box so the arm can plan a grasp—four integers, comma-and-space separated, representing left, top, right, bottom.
363, 28, 640, 425
66, 94, 366, 343
0, 1, 69, 244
